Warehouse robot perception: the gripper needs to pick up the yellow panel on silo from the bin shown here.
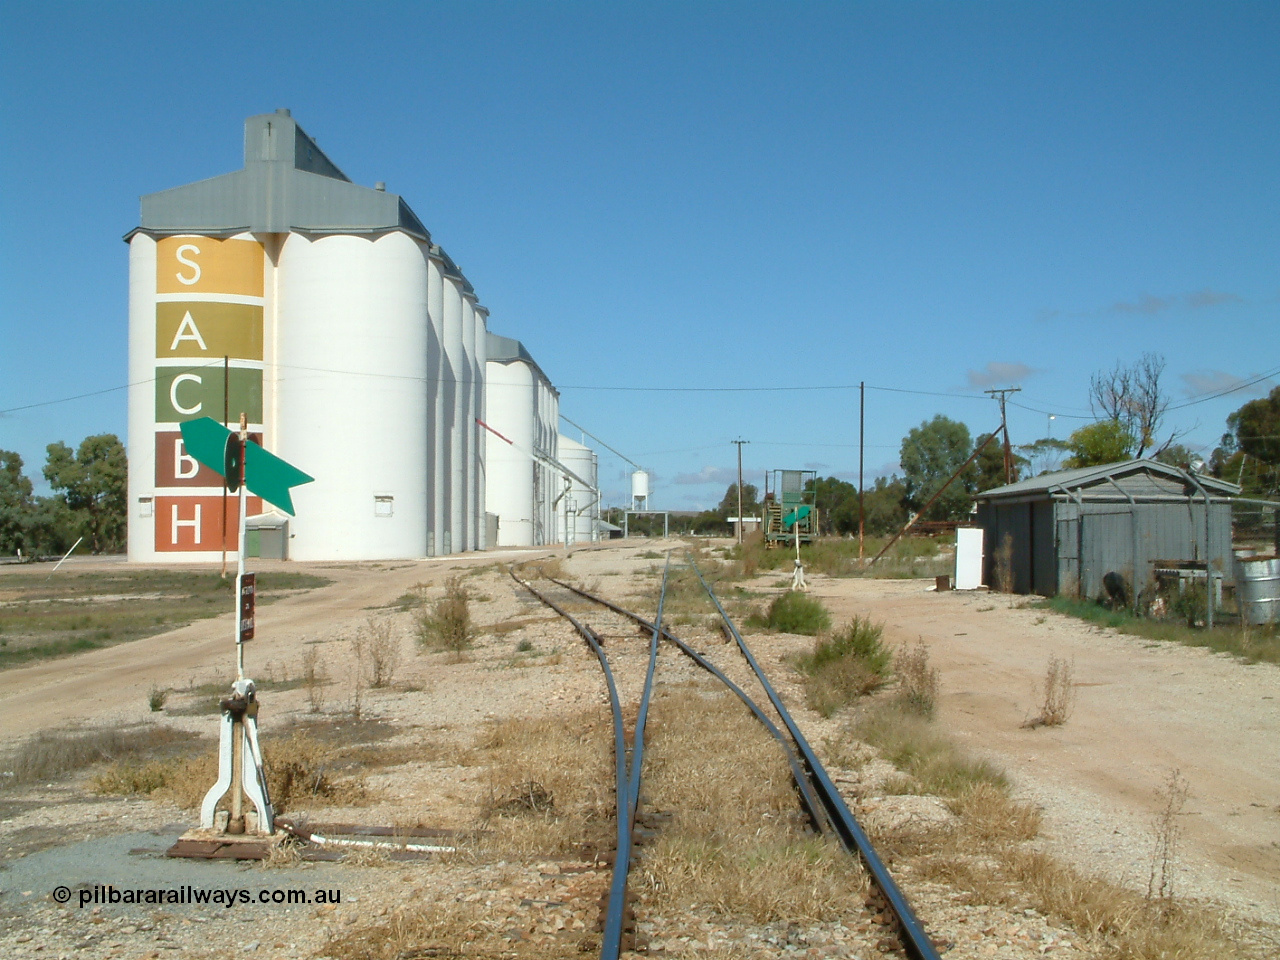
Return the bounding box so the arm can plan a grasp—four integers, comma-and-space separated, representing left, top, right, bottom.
156, 237, 264, 296
156, 302, 263, 359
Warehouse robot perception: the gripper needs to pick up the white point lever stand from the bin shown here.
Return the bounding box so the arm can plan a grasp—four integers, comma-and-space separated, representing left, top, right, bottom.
200, 678, 275, 835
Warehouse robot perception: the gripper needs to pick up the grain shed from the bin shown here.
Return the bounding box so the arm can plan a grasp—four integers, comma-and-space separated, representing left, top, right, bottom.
974, 459, 1239, 599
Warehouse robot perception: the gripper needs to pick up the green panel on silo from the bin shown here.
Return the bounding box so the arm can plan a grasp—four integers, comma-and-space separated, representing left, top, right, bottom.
155, 366, 263, 423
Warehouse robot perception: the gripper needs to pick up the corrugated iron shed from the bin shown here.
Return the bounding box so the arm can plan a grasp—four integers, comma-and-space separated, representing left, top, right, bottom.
974, 459, 1239, 599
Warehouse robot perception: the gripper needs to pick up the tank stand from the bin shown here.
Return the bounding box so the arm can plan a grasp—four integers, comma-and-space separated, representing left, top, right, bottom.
200, 679, 275, 836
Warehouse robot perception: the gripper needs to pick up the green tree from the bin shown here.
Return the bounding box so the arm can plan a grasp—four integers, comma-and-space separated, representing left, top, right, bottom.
717, 482, 760, 518
43, 434, 128, 554
1212, 385, 1280, 496
1063, 420, 1136, 469
808, 476, 858, 535
1, 450, 35, 555
973, 433, 1028, 491
900, 415, 975, 521
860, 476, 909, 535
1018, 437, 1071, 476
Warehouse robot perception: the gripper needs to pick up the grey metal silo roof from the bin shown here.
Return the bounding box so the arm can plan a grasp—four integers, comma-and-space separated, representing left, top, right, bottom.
129, 110, 431, 243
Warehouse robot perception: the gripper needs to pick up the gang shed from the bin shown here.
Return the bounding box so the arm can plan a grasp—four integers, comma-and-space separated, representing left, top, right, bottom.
973, 459, 1239, 599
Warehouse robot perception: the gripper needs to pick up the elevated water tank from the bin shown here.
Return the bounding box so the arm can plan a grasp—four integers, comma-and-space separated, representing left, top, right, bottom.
631, 470, 650, 506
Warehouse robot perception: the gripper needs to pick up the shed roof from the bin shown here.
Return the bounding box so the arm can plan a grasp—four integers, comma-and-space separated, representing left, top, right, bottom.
976, 459, 1239, 503
127, 110, 474, 295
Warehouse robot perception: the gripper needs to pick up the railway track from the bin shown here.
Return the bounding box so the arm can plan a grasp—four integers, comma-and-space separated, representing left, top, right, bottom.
510, 556, 941, 960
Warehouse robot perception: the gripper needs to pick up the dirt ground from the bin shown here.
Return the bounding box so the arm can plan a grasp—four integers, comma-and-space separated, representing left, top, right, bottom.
807, 575, 1280, 924
1, 540, 1278, 959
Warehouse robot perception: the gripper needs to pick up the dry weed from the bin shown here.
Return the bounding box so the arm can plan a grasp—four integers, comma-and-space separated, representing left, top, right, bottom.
357, 617, 401, 688
1148, 768, 1190, 902
894, 639, 939, 718
1024, 654, 1076, 728
301, 644, 327, 713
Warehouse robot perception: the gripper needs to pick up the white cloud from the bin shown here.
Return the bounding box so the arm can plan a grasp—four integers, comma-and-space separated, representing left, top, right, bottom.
967, 362, 1035, 389
1111, 294, 1173, 315
1186, 289, 1243, 309
673, 465, 737, 485
1181, 370, 1276, 399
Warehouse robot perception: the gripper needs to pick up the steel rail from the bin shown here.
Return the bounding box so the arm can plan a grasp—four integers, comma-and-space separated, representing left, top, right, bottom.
507, 568, 631, 960
602, 554, 667, 960
544, 574, 832, 835
687, 559, 941, 960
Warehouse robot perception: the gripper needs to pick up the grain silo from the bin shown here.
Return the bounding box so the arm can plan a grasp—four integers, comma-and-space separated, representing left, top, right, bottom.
126, 110, 500, 562
558, 435, 599, 544
484, 333, 564, 546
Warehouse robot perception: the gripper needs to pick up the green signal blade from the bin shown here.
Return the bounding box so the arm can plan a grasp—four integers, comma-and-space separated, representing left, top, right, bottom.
179, 417, 233, 473
783, 505, 811, 528
243, 441, 314, 516
177, 416, 313, 515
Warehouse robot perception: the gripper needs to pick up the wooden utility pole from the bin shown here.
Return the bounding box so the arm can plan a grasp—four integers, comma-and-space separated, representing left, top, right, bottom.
732, 438, 750, 544
858, 381, 865, 559
984, 387, 1021, 484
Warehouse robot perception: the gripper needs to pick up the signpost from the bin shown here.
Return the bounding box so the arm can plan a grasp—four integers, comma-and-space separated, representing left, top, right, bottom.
177, 416, 313, 838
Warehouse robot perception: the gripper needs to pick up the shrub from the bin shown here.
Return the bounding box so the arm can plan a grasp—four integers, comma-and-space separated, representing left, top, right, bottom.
763, 591, 831, 635
148, 684, 169, 712
413, 577, 473, 652
794, 617, 891, 717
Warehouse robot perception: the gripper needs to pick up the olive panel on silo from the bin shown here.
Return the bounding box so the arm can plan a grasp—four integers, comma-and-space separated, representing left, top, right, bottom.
154, 367, 263, 423
156, 237, 265, 297
156, 302, 264, 360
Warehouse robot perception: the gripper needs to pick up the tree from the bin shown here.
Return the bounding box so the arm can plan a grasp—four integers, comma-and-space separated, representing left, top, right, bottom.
1212, 385, 1280, 496
1018, 437, 1071, 476
1, 450, 35, 555
974, 433, 1028, 491
717, 482, 759, 518
808, 476, 859, 535
860, 476, 909, 535
1062, 419, 1136, 469
44, 434, 128, 554
1088, 352, 1173, 457
900, 415, 975, 521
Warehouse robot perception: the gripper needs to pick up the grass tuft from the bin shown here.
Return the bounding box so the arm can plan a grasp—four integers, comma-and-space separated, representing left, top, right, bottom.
759, 590, 831, 635
793, 617, 891, 717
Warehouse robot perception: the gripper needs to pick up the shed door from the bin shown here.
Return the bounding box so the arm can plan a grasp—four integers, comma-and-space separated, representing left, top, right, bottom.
1080, 509, 1133, 601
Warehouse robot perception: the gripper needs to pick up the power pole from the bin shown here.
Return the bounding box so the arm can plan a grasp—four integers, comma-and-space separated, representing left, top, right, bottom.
984, 387, 1021, 484
732, 438, 750, 544
858, 381, 865, 559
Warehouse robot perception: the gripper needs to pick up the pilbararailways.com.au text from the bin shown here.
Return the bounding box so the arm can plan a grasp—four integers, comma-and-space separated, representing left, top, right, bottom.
64, 885, 341, 909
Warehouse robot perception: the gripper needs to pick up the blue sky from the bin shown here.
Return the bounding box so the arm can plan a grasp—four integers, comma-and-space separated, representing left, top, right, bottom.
2, 1, 1277, 510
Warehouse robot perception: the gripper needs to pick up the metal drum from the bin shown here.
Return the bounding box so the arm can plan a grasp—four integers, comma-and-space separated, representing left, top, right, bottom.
1236, 556, 1280, 625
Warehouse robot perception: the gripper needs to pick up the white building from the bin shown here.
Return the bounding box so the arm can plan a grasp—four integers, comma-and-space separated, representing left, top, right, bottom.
127, 110, 585, 561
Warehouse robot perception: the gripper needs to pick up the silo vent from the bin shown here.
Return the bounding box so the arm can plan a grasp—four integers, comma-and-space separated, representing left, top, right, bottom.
275, 108, 291, 116
375, 181, 386, 192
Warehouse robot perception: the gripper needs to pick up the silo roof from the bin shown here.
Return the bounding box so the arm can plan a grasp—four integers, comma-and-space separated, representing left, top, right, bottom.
127, 111, 461, 282
486, 332, 557, 395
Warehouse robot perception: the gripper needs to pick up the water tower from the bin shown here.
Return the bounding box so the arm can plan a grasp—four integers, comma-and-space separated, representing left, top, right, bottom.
631, 469, 650, 511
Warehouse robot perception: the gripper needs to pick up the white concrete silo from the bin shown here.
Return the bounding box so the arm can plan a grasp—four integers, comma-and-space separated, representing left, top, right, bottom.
125, 233, 159, 562
426, 251, 447, 555
275, 232, 429, 560
472, 305, 489, 549
559, 435, 599, 544
485, 358, 536, 545
441, 272, 465, 554
461, 292, 478, 551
